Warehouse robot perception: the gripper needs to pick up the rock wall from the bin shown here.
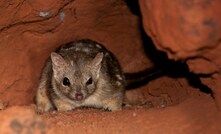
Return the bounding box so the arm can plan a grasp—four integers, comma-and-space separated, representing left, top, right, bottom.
0, 1, 220, 133
139, 0, 221, 108
0, 0, 151, 105
1, 0, 220, 108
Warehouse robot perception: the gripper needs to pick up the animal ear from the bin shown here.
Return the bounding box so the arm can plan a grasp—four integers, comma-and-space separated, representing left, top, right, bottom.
91, 52, 103, 66
50, 52, 67, 72
90, 52, 103, 79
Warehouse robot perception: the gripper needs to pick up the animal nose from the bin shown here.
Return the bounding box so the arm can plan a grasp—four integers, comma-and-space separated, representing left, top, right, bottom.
75, 92, 83, 100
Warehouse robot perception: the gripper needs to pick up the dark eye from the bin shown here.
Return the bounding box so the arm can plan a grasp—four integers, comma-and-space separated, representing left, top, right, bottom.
86, 78, 93, 85
63, 77, 70, 86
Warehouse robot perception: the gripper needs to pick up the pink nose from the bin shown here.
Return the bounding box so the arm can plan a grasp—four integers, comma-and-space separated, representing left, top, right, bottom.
75, 92, 83, 100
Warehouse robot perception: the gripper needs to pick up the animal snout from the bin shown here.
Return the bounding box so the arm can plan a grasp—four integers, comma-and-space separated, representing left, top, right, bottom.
75, 92, 83, 100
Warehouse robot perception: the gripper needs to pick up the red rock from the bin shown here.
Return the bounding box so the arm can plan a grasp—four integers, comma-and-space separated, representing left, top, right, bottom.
0, 0, 150, 106
0, 0, 220, 133
0, 106, 53, 134
139, 0, 221, 108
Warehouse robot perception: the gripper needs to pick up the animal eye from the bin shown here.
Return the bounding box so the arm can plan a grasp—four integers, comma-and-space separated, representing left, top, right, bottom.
86, 78, 93, 85
63, 77, 70, 86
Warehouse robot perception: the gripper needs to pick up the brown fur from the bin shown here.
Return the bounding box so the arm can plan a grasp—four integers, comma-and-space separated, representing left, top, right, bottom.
35, 39, 125, 112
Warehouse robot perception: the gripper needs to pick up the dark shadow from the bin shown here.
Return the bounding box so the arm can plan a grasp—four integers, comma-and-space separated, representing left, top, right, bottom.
140, 25, 212, 94
125, 67, 165, 89
187, 74, 214, 95
124, 0, 141, 16
124, 0, 212, 94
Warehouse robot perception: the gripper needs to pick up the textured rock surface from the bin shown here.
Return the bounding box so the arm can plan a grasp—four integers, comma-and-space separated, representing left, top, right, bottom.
139, 0, 221, 108
0, 0, 151, 106
0, 0, 220, 134
0, 106, 53, 134
125, 76, 189, 108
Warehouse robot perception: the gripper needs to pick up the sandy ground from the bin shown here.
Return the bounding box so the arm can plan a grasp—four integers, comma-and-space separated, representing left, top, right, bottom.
0, 85, 220, 134
40, 92, 221, 134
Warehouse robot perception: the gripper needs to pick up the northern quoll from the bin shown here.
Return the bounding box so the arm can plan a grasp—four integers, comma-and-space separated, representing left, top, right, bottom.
35, 39, 163, 112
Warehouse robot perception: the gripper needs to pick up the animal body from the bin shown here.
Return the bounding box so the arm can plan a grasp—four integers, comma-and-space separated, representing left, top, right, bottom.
35, 39, 162, 112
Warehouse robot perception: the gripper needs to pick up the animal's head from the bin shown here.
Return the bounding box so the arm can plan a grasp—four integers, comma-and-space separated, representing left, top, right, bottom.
50, 52, 103, 101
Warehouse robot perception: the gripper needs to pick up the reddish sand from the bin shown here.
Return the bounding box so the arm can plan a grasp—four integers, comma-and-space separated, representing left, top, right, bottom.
1, 90, 220, 134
